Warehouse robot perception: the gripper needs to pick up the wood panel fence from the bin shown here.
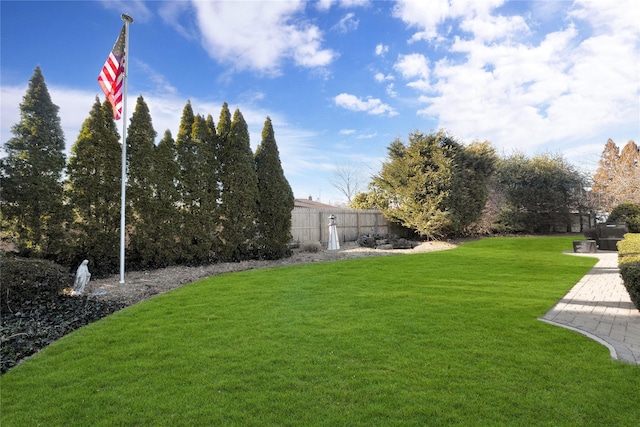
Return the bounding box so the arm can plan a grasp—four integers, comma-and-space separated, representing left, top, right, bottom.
291, 207, 389, 245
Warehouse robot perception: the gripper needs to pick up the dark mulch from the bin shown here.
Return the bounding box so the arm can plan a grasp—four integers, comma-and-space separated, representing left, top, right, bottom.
1, 295, 126, 374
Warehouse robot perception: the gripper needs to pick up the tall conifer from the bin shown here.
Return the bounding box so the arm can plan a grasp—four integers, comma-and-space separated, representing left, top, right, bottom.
200, 114, 221, 257
152, 130, 181, 265
66, 98, 122, 274
126, 96, 158, 267
217, 108, 259, 261
0, 66, 68, 258
254, 117, 294, 259
174, 101, 201, 262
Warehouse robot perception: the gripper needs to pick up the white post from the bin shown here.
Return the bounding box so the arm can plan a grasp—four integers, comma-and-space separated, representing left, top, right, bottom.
119, 13, 134, 284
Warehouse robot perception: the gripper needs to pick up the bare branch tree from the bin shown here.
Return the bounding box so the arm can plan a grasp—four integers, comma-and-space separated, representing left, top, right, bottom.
329, 164, 365, 203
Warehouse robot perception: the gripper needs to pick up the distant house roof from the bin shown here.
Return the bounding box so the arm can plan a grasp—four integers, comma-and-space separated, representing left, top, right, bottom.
294, 198, 342, 209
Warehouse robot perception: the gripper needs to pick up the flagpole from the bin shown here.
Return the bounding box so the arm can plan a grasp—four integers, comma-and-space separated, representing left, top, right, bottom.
120, 13, 134, 284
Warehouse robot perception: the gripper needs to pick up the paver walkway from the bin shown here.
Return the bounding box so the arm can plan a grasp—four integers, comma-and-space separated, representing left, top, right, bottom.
540, 251, 640, 364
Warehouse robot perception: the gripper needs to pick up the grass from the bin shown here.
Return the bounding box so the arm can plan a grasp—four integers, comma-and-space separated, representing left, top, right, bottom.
2, 236, 638, 426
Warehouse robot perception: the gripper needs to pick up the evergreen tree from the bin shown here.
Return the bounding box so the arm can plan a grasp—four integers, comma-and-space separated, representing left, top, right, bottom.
152, 130, 181, 266
495, 152, 585, 234
217, 101, 232, 141
254, 117, 294, 259
0, 66, 69, 258
371, 131, 454, 239
125, 96, 158, 267
217, 107, 259, 260
360, 131, 498, 238
174, 101, 202, 262
445, 141, 497, 235
66, 98, 122, 275
200, 114, 221, 257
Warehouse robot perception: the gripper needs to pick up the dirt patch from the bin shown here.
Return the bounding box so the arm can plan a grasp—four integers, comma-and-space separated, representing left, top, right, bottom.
86, 241, 457, 306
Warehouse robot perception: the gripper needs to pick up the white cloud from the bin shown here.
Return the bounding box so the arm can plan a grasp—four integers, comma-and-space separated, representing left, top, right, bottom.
316, 0, 370, 12
315, 0, 335, 11
394, 53, 431, 92
459, 13, 530, 42
570, 0, 640, 36
333, 12, 359, 33
1, 85, 25, 147
163, 1, 335, 75
375, 43, 389, 56
374, 72, 394, 82
386, 83, 397, 97
340, 129, 356, 135
158, 2, 199, 40
394, 53, 430, 79
391, 0, 639, 156
393, 0, 505, 42
133, 60, 178, 97
334, 93, 397, 116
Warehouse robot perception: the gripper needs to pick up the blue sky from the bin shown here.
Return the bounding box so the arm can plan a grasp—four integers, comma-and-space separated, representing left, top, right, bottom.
2, 0, 639, 205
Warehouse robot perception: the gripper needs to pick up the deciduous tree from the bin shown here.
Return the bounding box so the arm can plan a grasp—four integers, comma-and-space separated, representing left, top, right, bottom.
329, 164, 364, 204
591, 139, 640, 211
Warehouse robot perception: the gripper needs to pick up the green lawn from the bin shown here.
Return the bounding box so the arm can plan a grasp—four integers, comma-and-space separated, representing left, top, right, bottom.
1, 237, 638, 426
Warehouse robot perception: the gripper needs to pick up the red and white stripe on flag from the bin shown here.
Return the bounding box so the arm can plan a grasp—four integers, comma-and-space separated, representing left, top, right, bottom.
98, 24, 126, 120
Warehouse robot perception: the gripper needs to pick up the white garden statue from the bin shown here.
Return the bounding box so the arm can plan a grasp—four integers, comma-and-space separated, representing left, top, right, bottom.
72, 259, 91, 295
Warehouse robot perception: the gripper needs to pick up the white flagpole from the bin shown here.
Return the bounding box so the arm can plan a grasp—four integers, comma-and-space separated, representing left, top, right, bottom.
120, 13, 134, 284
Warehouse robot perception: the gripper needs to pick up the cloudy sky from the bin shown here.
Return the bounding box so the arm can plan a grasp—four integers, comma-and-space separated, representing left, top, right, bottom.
2, 0, 638, 205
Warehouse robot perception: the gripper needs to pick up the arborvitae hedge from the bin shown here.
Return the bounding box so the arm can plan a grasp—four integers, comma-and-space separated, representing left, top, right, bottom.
66, 99, 122, 276
217, 108, 259, 261
126, 96, 158, 268
0, 66, 69, 258
4, 69, 296, 274
255, 117, 294, 259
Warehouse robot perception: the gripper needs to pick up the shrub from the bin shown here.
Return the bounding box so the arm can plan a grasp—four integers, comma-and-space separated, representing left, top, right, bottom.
609, 203, 640, 233
618, 233, 640, 312
0, 256, 70, 311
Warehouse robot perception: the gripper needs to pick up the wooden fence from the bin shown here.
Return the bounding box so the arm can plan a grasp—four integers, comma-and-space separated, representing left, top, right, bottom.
291, 207, 389, 245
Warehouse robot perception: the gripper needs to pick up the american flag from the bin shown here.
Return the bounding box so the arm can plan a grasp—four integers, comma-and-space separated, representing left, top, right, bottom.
98, 24, 126, 120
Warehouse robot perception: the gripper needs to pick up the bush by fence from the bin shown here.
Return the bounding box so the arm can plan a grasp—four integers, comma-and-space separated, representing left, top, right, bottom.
618, 233, 640, 312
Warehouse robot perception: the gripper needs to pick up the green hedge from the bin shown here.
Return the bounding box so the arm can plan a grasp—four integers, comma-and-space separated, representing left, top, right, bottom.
617, 233, 640, 312
609, 203, 640, 233
0, 256, 71, 311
